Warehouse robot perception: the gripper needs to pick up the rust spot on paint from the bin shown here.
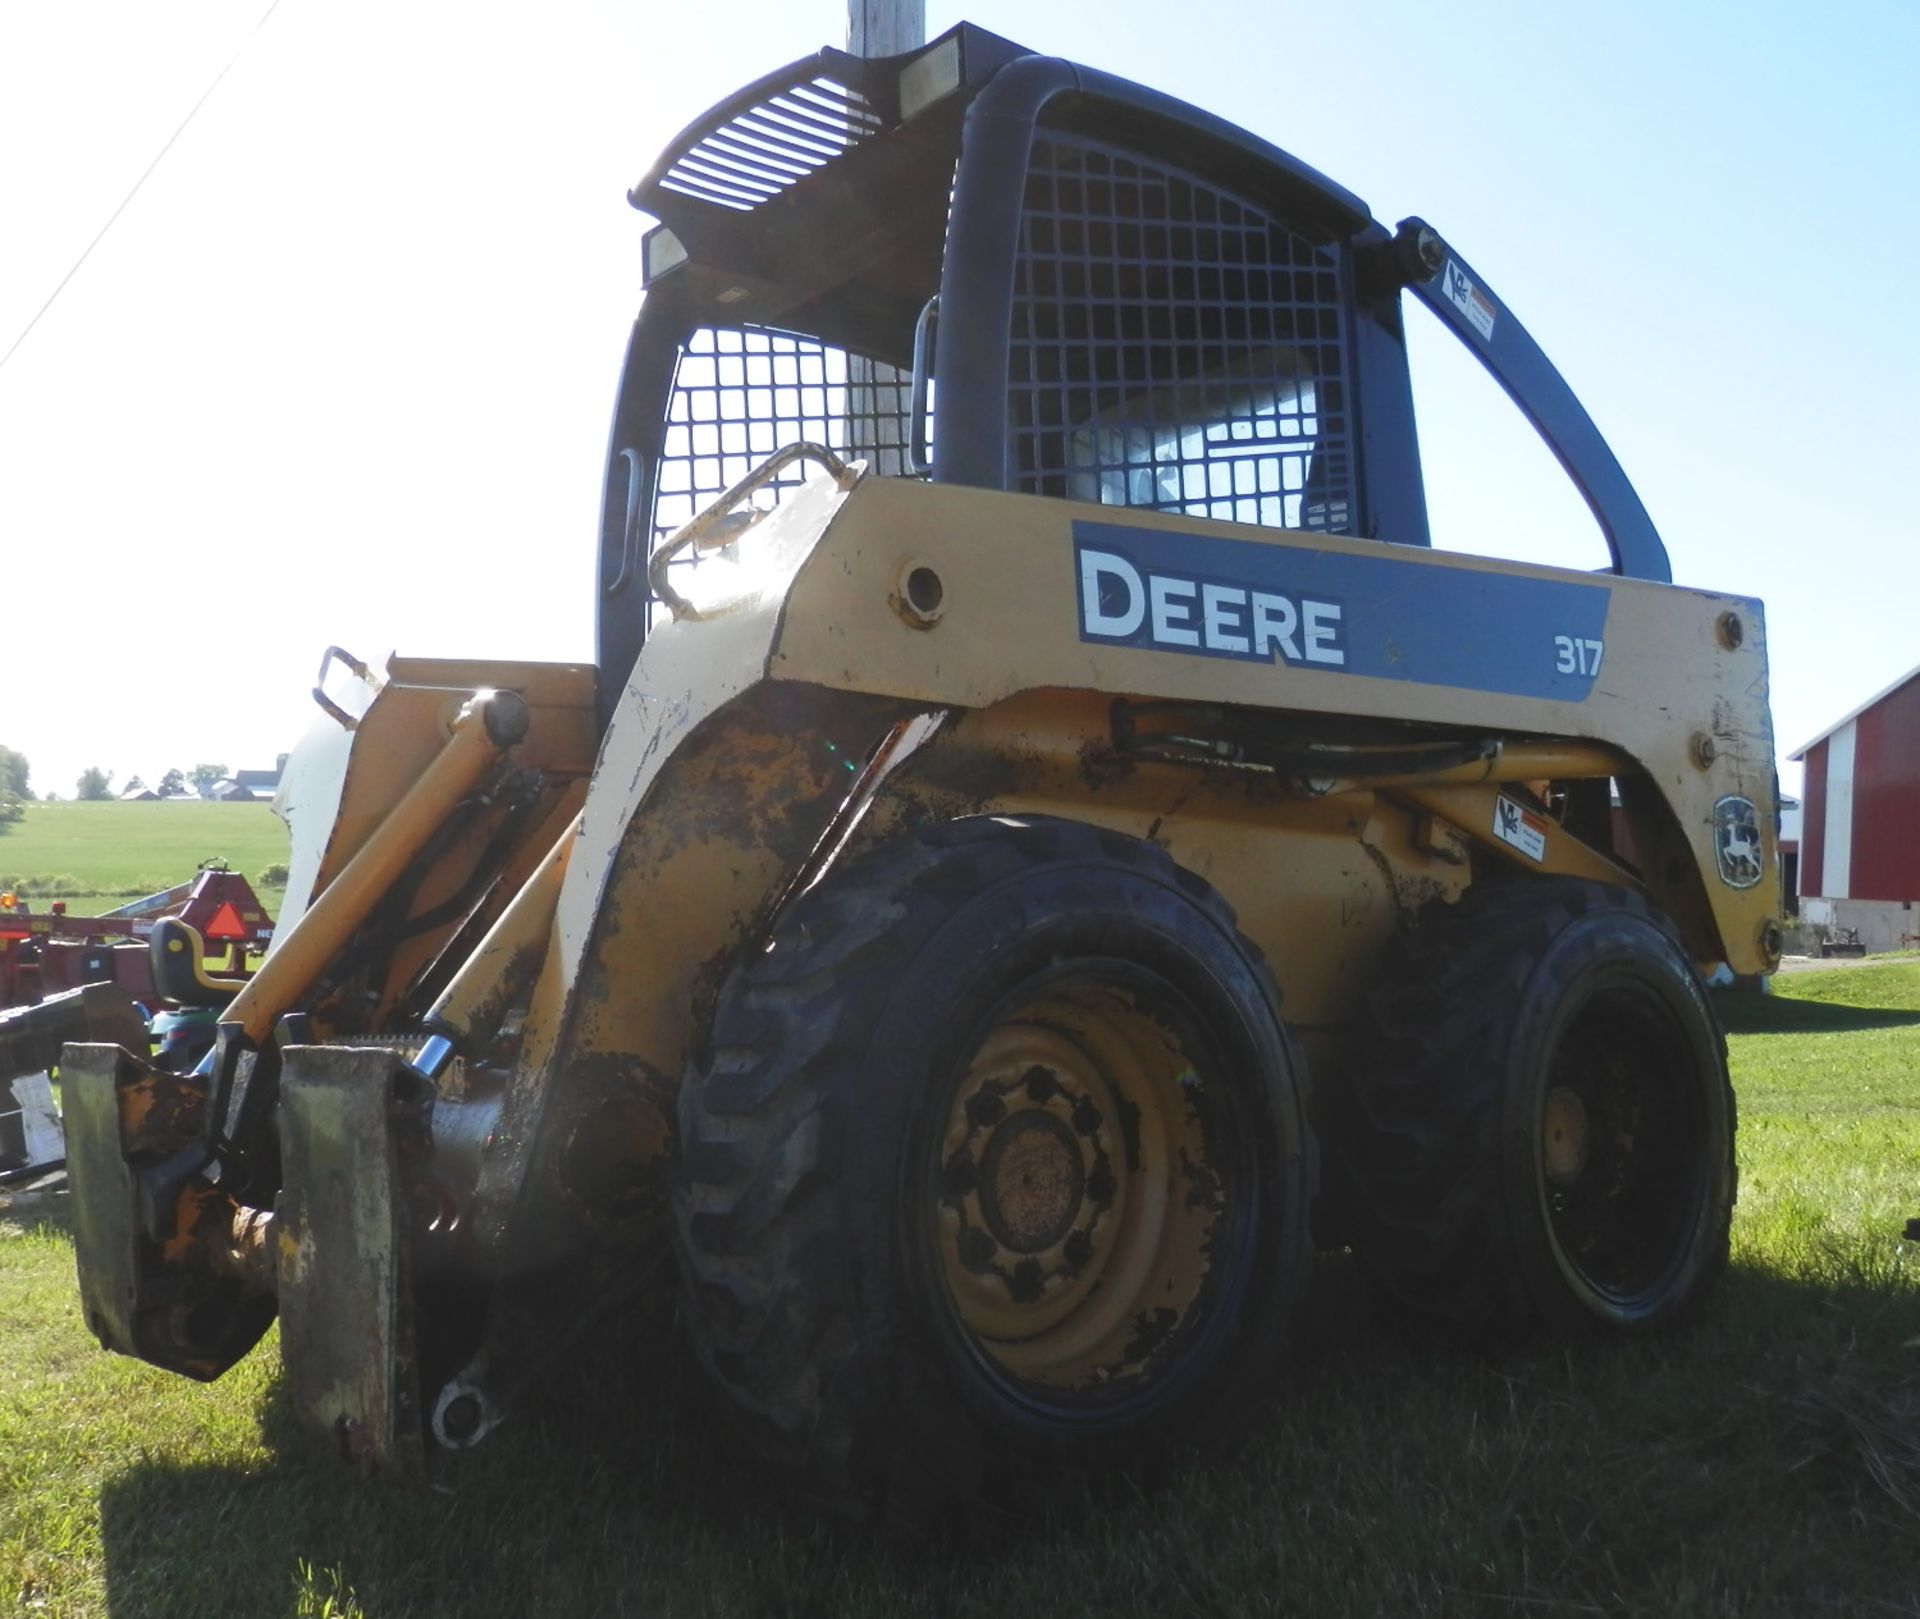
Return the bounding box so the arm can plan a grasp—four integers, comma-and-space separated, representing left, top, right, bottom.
118, 1065, 208, 1157
162, 1183, 224, 1263
1176, 1147, 1224, 1216
1120, 1306, 1179, 1369
118, 1074, 160, 1137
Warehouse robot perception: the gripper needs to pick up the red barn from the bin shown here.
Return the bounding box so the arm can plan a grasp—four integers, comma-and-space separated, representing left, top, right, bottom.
1791, 661, 1920, 952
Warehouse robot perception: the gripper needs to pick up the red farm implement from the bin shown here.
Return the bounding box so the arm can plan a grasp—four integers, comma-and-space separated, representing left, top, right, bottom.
0, 862, 272, 1015
0, 864, 275, 1177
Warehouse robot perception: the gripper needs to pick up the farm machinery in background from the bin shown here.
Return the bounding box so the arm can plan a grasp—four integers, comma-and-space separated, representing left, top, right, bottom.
0, 864, 273, 1178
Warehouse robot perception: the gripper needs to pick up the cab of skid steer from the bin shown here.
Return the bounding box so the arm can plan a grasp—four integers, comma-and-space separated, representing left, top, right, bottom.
594, 23, 1671, 714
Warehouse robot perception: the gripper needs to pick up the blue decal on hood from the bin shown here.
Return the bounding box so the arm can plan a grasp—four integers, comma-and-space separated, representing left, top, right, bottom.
1073, 521, 1612, 701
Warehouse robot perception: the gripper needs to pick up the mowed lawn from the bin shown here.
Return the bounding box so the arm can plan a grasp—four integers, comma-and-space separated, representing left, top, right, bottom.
0, 800, 288, 917
3, 965, 1917, 1617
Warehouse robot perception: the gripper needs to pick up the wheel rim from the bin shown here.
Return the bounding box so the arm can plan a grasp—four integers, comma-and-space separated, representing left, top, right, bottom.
1538, 981, 1709, 1307
931, 973, 1237, 1395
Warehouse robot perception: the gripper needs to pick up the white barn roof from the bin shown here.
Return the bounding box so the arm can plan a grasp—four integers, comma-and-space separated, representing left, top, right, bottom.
1787, 659, 1920, 760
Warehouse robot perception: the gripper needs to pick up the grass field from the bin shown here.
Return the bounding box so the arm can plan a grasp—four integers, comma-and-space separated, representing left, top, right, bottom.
0, 800, 288, 917
3, 963, 1916, 1616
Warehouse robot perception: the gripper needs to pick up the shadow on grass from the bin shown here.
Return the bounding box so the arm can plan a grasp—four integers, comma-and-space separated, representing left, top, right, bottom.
0, 1184, 71, 1239
1717, 991, 1920, 1036
94, 1249, 1920, 1619
96, 1304, 820, 1619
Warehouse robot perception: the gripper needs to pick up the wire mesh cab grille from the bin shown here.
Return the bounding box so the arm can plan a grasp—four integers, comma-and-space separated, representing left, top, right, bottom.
652, 76, 886, 213
648, 326, 911, 618
1009, 133, 1354, 533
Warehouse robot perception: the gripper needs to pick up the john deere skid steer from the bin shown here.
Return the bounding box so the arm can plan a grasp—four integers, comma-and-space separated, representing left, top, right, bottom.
48, 25, 1779, 1518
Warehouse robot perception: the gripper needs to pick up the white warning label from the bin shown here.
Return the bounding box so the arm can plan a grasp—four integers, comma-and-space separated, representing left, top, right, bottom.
1443, 260, 1498, 341
1493, 795, 1548, 862
6, 1071, 64, 1165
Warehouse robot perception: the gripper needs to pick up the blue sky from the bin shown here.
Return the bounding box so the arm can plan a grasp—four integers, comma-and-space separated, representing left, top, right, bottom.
1, 0, 1913, 799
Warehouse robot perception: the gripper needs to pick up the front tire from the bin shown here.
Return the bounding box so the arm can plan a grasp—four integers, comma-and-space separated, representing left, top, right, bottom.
1337, 879, 1735, 1340
672, 816, 1316, 1521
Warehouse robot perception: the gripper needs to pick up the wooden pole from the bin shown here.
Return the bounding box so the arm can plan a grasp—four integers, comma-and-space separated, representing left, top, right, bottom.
843, 0, 925, 476
847, 0, 925, 56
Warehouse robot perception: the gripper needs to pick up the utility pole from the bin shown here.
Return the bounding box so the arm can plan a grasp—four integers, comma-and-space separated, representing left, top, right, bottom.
844, 0, 925, 475
847, 0, 924, 57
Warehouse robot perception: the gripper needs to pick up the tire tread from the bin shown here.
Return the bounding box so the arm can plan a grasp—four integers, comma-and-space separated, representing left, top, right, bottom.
1335, 877, 1733, 1339
671, 816, 1304, 1519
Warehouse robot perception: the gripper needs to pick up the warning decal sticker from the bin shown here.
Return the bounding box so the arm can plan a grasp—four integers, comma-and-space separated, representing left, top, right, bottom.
1443, 260, 1498, 341
1493, 795, 1548, 862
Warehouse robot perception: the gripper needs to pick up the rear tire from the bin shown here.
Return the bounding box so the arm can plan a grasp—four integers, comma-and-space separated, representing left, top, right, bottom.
672, 816, 1316, 1522
1337, 879, 1734, 1340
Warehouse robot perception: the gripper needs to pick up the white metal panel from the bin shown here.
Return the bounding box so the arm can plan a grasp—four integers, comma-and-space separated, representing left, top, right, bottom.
271, 710, 356, 940
551, 469, 859, 992
1824, 719, 1856, 898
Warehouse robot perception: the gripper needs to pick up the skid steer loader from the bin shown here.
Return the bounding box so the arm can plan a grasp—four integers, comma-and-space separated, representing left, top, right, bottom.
48, 25, 1780, 1518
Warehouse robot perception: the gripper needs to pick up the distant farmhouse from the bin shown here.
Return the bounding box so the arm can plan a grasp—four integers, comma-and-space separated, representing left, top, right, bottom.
200, 756, 288, 803
1791, 662, 1920, 952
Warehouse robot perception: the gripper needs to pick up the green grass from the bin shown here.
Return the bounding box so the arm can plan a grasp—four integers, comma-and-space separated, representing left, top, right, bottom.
0, 799, 287, 917
4, 965, 1917, 1617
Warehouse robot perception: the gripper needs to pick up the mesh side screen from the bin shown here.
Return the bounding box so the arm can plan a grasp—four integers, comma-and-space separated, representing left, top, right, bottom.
650, 326, 911, 618
1009, 135, 1354, 533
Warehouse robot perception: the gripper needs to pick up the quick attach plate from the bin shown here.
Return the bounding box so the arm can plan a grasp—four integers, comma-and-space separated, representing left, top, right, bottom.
276, 1045, 428, 1475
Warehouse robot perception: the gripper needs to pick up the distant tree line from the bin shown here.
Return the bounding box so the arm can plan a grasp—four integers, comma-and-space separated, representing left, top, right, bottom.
74, 762, 232, 801
0, 745, 29, 826
0, 751, 247, 816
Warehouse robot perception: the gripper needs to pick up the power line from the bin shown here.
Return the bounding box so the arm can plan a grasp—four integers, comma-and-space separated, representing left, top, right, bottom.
0, 0, 286, 377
